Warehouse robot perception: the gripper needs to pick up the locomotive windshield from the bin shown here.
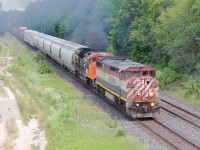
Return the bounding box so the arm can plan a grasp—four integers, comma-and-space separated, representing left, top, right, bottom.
142, 70, 155, 77
142, 71, 148, 76
150, 70, 155, 77
124, 71, 132, 78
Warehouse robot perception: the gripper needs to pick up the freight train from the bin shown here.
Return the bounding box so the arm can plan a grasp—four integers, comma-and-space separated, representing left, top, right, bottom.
16, 27, 160, 118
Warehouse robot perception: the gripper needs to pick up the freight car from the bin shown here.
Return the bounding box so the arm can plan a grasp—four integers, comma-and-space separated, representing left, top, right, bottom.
24, 30, 91, 73
20, 28, 160, 118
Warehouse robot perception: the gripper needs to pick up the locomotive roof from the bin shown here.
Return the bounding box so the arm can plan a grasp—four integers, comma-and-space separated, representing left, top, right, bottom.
84, 52, 113, 58
97, 56, 147, 71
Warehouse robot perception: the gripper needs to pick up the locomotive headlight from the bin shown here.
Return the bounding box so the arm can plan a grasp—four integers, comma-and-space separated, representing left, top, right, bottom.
141, 79, 145, 84
137, 93, 141, 96
150, 103, 155, 107
149, 91, 154, 96
136, 103, 139, 107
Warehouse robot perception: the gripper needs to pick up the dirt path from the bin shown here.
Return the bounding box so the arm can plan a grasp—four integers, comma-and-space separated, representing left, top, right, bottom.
0, 42, 46, 150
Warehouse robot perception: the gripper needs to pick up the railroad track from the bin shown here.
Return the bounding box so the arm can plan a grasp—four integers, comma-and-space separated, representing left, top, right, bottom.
25, 47, 200, 150
14, 34, 200, 150
135, 119, 200, 150
160, 99, 200, 128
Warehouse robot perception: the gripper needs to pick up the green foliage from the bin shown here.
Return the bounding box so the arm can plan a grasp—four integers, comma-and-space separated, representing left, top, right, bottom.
53, 22, 65, 38
38, 60, 53, 74
34, 51, 44, 63
183, 78, 200, 100
109, 0, 139, 56
157, 67, 183, 89
33, 51, 52, 74
155, 0, 200, 74
116, 127, 125, 137
196, 63, 200, 75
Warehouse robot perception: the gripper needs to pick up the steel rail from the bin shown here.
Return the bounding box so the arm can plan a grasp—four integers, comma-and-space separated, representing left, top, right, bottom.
160, 98, 200, 119
136, 119, 200, 150
135, 119, 181, 150
161, 106, 200, 128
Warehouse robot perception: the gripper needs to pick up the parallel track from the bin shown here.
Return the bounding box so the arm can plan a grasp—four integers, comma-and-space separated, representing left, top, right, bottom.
160, 99, 200, 128
135, 119, 200, 150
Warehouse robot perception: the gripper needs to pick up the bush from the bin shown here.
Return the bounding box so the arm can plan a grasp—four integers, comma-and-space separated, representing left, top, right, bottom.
116, 127, 125, 137
34, 51, 44, 62
183, 78, 200, 100
196, 63, 200, 75
157, 67, 183, 90
38, 60, 53, 74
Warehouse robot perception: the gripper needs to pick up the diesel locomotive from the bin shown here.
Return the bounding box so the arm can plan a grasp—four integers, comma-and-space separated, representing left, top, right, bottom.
18, 28, 160, 118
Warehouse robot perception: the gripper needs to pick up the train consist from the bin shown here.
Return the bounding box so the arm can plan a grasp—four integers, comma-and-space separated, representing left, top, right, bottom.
17, 28, 160, 118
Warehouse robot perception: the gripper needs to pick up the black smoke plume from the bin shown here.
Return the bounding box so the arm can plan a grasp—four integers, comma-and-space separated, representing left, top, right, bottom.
23, 0, 112, 50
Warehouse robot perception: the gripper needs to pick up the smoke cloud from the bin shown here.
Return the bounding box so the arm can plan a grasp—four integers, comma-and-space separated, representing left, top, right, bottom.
0, 0, 113, 50
0, 0, 38, 11
23, 0, 112, 50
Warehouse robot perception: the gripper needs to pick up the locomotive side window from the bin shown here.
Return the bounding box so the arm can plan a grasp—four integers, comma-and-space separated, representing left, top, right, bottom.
133, 71, 140, 77
142, 71, 148, 76
119, 72, 123, 79
104, 65, 109, 70
96, 62, 102, 68
110, 66, 115, 71
92, 58, 96, 61
115, 68, 119, 73
150, 70, 155, 77
124, 71, 132, 78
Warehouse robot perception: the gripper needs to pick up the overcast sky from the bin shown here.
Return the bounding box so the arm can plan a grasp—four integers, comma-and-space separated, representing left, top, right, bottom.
0, 0, 38, 11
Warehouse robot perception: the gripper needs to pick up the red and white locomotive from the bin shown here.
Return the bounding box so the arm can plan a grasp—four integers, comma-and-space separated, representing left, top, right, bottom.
18, 28, 160, 118
95, 56, 160, 118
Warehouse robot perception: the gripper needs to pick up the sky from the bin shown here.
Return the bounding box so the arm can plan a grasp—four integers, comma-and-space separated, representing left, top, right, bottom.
0, 0, 38, 11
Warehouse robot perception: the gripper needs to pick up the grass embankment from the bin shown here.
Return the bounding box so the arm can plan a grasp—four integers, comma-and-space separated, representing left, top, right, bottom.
157, 67, 200, 106
0, 33, 146, 150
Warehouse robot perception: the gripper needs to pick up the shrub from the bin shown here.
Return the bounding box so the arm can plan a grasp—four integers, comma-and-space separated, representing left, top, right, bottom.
34, 51, 44, 62
116, 127, 125, 137
183, 78, 200, 100
157, 67, 183, 90
38, 60, 53, 74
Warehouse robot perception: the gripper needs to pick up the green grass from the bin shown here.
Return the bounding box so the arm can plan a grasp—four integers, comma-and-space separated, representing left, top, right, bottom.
163, 87, 200, 106
0, 33, 146, 150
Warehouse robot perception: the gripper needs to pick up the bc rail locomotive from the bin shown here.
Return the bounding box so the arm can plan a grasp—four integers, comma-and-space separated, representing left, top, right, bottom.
17, 28, 160, 118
